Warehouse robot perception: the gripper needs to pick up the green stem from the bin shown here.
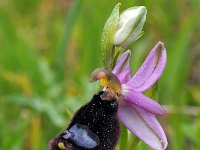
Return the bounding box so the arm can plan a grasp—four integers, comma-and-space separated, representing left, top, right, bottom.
128, 134, 140, 150
54, 0, 83, 80
120, 123, 128, 150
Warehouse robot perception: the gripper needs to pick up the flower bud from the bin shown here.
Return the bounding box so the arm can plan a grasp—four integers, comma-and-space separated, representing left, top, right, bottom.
114, 6, 147, 48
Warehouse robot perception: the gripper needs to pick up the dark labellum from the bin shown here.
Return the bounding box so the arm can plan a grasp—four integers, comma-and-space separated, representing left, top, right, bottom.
63, 123, 100, 148
49, 91, 120, 150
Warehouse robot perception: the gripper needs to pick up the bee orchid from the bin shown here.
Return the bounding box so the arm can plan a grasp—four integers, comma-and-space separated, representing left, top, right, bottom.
91, 41, 168, 150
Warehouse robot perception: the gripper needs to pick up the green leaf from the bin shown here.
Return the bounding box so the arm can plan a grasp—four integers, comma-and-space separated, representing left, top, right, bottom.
101, 3, 120, 70
53, 0, 83, 81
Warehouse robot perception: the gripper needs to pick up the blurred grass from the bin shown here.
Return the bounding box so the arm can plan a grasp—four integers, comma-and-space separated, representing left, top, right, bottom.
0, 0, 200, 149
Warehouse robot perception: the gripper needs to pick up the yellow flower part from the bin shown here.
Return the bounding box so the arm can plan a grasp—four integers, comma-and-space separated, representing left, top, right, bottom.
90, 68, 122, 94
99, 77, 108, 87
58, 142, 66, 149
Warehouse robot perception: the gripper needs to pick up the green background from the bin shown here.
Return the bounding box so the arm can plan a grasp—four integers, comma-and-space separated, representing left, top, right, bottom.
0, 0, 200, 149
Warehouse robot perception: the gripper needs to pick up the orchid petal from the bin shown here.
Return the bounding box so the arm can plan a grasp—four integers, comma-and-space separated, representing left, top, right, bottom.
116, 68, 131, 84
112, 50, 131, 75
126, 42, 167, 92
118, 101, 168, 150
112, 50, 131, 84
123, 87, 166, 115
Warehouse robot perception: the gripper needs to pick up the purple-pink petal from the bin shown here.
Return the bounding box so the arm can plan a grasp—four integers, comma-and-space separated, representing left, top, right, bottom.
116, 68, 131, 84
123, 88, 166, 115
118, 101, 168, 150
112, 50, 131, 75
126, 41, 167, 92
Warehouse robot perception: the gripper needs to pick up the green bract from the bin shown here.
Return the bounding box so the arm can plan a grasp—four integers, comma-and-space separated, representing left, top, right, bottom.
101, 3, 120, 70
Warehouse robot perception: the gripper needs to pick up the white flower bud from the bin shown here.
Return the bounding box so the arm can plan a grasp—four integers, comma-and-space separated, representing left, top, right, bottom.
114, 6, 147, 48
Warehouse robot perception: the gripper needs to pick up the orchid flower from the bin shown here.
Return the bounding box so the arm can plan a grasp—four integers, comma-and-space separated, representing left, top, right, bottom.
113, 41, 168, 150
90, 41, 168, 150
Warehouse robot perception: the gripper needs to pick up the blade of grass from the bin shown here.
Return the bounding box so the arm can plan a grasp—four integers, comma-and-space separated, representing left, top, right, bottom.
54, 0, 83, 80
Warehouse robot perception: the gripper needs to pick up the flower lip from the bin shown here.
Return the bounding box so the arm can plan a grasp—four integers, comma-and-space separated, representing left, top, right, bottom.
63, 123, 100, 149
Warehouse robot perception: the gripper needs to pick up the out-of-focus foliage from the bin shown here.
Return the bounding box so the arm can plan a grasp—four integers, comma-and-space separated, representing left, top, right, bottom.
0, 0, 200, 149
